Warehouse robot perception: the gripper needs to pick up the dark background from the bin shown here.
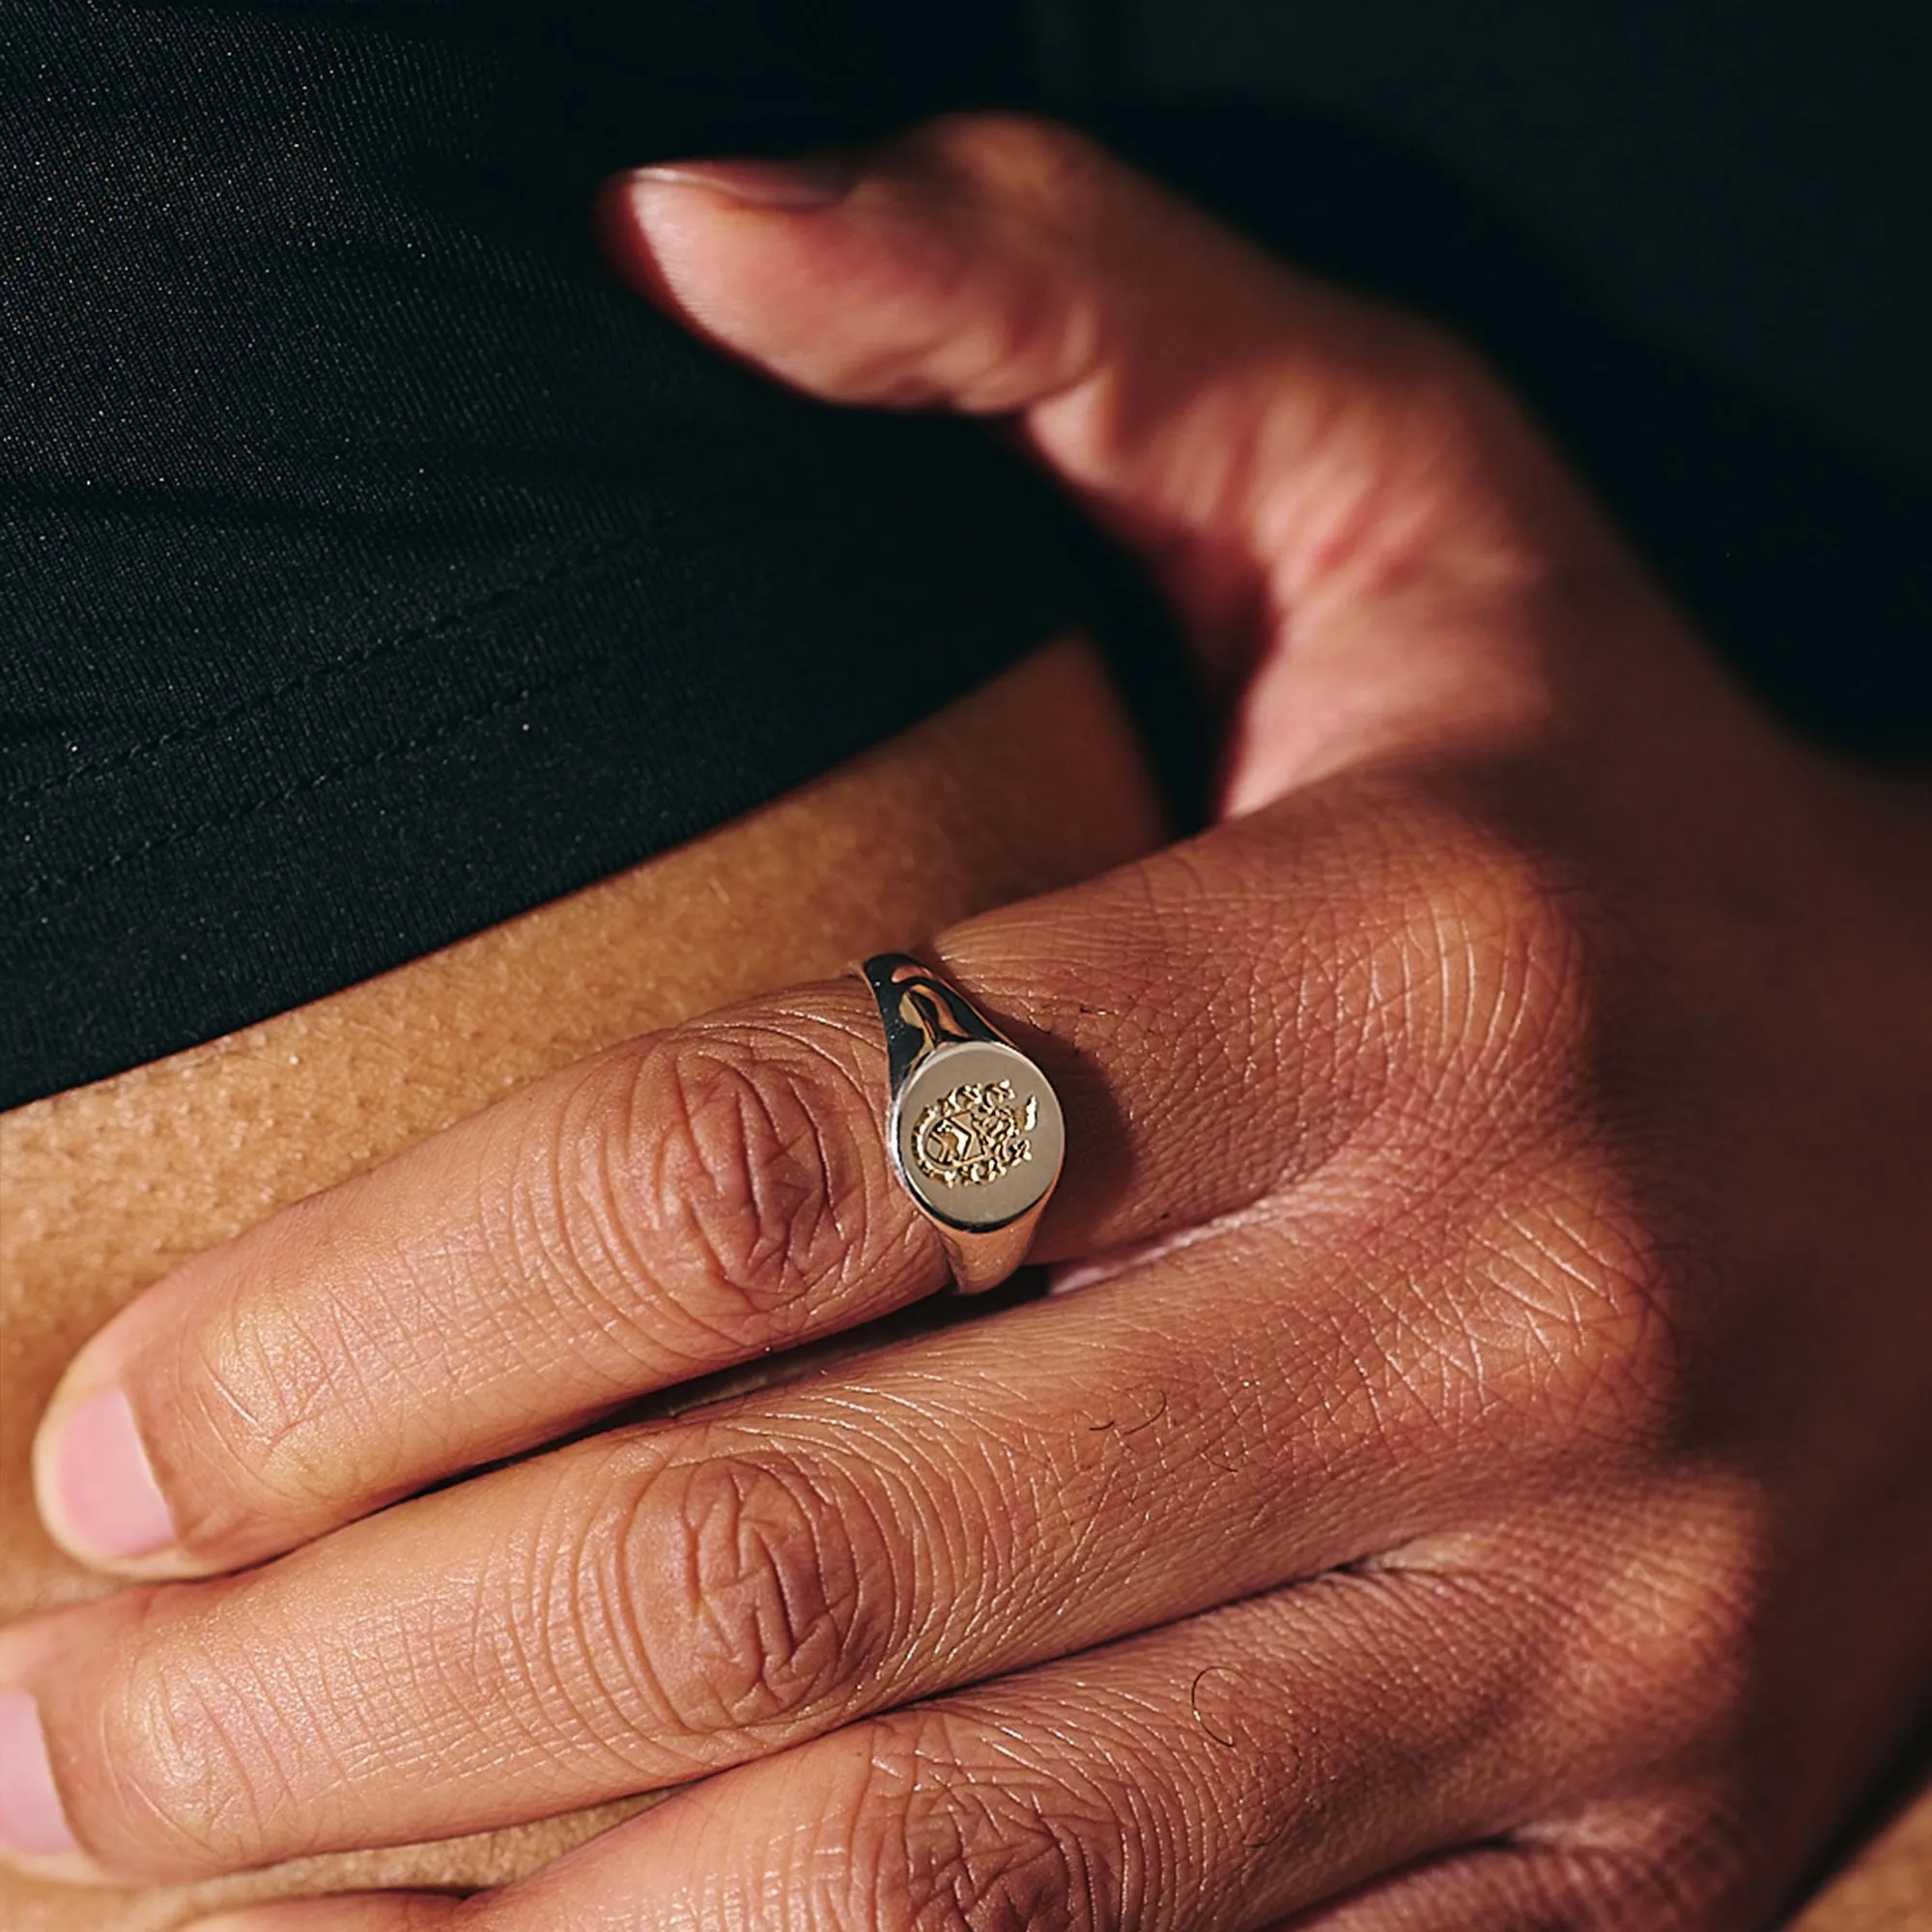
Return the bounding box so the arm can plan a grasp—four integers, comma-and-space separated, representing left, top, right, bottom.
7, 0, 1925, 1109
1026, 0, 1932, 750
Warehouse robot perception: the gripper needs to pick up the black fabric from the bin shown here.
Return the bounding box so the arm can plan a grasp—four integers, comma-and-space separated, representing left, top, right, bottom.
6, 1, 1928, 1113
2, 1, 1105, 1109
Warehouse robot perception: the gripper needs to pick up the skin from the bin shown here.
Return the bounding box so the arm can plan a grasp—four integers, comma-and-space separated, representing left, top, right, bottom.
3, 115, 1931, 1932
0, 634, 1167, 1929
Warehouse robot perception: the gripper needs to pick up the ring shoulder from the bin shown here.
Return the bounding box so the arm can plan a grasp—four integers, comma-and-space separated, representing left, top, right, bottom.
858, 952, 1007, 1089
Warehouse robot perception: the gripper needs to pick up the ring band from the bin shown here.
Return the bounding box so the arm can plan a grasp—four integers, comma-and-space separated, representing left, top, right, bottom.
856, 953, 1065, 1294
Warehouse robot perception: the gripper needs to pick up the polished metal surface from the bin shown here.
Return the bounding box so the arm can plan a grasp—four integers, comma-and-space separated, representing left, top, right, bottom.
858, 953, 1065, 1293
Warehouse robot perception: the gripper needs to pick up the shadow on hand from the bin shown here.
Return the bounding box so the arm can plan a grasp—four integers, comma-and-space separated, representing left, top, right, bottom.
1087, 94, 1931, 757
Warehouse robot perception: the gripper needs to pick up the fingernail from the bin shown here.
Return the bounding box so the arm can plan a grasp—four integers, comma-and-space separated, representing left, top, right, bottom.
628, 156, 856, 211
0, 1690, 77, 1857
43, 1386, 176, 1562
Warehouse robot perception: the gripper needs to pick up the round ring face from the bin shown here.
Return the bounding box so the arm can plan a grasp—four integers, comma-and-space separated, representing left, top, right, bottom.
891, 1039, 1065, 1232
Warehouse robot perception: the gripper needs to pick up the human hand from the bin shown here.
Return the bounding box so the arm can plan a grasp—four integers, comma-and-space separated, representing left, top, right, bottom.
6, 116, 1932, 1930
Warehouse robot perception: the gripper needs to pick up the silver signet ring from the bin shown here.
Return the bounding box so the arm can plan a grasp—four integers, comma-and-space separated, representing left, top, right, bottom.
855, 953, 1065, 1294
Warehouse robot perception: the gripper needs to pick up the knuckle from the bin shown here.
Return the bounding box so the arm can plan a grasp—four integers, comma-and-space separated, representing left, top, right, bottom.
1378, 808, 1595, 1111
172, 1249, 401, 1541
610, 1447, 889, 1747
1342, 318, 1563, 554
1622, 1520, 1763, 1750
644, 1037, 859, 1321
1533, 1487, 1764, 1775
1552, 1799, 1766, 1930
1463, 1167, 1685, 1458
95, 1602, 298, 1877
919, 111, 1108, 210
553, 1027, 880, 1347
886, 113, 1117, 412
1381, 320, 1514, 436
850, 1713, 1137, 1932
1362, 809, 1695, 1452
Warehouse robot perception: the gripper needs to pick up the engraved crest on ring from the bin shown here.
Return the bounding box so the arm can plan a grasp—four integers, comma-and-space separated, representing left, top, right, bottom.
910, 1079, 1037, 1190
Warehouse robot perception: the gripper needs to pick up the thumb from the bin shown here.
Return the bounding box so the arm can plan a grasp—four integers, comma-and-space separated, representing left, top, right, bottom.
600, 114, 1610, 806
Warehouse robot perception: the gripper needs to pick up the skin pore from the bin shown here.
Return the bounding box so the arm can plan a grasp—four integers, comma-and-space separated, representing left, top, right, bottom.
0, 632, 1166, 1932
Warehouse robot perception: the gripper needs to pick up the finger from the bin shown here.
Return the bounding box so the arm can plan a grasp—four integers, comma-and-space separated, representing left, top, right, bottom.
604, 116, 1618, 804
32, 975, 932, 1578
194, 1570, 1585, 1932
0, 1171, 1625, 1883
35, 781, 1503, 1581
188, 1905, 461, 1932
182, 1846, 1731, 1932
1278, 1833, 1753, 1931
